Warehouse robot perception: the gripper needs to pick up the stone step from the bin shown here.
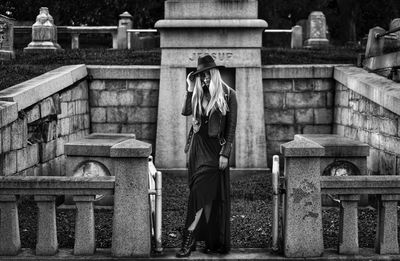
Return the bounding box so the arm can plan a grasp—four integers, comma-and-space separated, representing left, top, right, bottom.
4, 248, 400, 261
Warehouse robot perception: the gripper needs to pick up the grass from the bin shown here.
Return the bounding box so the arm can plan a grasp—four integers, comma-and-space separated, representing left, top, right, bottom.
0, 46, 361, 91
17, 173, 383, 251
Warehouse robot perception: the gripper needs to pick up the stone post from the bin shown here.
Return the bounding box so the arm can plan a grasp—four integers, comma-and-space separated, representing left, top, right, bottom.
0, 14, 16, 60
0, 195, 20, 255
365, 26, 385, 58
291, 25, 303, 49
338, 194, 360, 254
34, 195, 58, 255
375, 194, 400, 254
71, 33, 80, 49
281, 139, 324, 258
73, 195, 96, 255
304, 11, 329, 48
24, 7, 63, 53
117, 11, 133, 49
111, 139, 152, 257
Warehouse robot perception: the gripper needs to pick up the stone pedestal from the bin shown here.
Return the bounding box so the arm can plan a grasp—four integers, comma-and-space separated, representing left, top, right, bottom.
365, 26, 385, 58
281, 139, 324, 258
304, 11, 329, 48
155, 0, 268, 168
73, 195, 96, 255
117, 11, 133, 49
34, 195, 58, 256
338, 194, 360, 254
0, 195, 20, 255
24, 7, 63, 53
0, 14, 15, 60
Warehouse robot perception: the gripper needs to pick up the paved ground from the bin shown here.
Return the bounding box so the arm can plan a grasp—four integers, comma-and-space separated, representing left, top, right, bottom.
3, 248, 400, 261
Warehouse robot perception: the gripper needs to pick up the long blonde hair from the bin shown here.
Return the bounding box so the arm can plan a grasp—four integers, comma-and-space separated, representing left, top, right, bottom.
192, 68, 229, 119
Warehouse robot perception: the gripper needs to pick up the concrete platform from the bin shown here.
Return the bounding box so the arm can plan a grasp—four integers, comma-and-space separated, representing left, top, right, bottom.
2, 248, 400, 261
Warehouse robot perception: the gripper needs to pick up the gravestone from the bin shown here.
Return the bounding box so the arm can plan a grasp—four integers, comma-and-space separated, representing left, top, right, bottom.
117, 11, 133, 49
0, 14, 15, 60
154, 0, 268, 169
304, 11, 329, 48
24, 7, 63, 53
388, 18, 400, 49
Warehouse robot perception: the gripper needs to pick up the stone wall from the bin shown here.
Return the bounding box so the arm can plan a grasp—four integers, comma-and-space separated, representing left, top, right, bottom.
262, 65, 336, 166
87, 66, 160, 152
334, 66, 400, 175
0, 65, 89, 176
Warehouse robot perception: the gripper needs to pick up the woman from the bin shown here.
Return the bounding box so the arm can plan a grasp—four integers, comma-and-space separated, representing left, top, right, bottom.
177, 55, 237, 257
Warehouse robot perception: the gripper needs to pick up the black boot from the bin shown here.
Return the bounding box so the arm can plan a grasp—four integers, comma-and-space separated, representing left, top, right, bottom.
176, 230, 196, 258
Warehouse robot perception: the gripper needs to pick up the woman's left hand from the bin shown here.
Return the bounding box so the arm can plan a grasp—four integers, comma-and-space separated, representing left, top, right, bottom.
219, 155, 229, 170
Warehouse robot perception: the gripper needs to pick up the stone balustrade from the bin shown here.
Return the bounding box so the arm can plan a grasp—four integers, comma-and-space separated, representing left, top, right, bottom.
0, 176, 114, 256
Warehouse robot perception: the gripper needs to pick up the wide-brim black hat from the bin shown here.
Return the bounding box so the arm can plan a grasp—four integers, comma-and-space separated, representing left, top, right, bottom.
192, 55, 225, 76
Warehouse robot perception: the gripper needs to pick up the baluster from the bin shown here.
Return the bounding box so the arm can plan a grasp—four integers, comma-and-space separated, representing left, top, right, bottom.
34, 195, 58, 256
375, 194, 400, 254
73, 195, 96, 255
0, 195, 21, 255
338, 194, 360, 254
71, 33, 80, 49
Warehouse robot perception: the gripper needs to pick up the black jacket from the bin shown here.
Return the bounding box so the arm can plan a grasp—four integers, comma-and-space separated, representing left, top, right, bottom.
181, 85, 237, 158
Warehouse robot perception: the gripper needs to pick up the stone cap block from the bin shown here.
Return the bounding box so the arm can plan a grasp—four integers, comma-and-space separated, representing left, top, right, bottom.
87, 65, 160, 80
155, 19, 268, 29
0, 64, 87, 111
295, 134, 370, 157
262, 64, 352, 79
0, 101, 18, 128
64, 133, 136, 157
334, 66, 400, 116
165, 0, 258, 20
110, 139, 152, 158
280, 139, 324, 157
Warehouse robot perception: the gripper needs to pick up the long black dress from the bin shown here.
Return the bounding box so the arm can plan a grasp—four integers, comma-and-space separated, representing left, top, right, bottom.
184, 113, 231, 252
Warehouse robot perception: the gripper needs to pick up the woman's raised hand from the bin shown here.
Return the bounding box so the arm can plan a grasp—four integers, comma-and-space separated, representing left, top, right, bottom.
186, 72, 195, 92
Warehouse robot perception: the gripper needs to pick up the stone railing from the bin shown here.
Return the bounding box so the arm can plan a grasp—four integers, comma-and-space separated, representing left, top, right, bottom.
280, 134, 400, 258
264, 26, 302, 49
0, 136, 154, 258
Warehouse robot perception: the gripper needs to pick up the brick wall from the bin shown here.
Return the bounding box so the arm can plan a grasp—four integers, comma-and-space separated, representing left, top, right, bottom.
334, 66, 400, 175
0, 65, 89, 176
262, 65, 336, 166
87, 66, 160, 152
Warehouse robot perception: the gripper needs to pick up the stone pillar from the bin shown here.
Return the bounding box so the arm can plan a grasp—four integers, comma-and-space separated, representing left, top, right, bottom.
304, 11, 329, 48
24, 7, 63, 53
34, 195, 58, 255
71, 33, 80, 49
0, 14, 16, 60
0, 195, 20, 255
365, 26, 385, 58
236, 68, 267, 168
338, 194, 359, 255
155, 68, 187, 168
281, 139, 324, 258
111, 139, 152, 257
291, 25, 303, 49
73, 195, 96, 255
117, 11, 133, 49
375, 194, 400, 254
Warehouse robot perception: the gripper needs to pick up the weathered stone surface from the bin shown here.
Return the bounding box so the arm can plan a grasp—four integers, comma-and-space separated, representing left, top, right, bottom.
302, 125, 332, 135
286, 92, 326, 108
380, 152, 396, 176
117, 12, 133, 50
338, 195, 360, 254
295, 109, 314, 124
34, 195, 58, 256
0, 65, 87, 111
127, 107, 157, 123
3, 150, 17, 176
26, 104, 40, 123
73, 196, 96, 255
87, 65, 160, 80
0, 101, 17, 128
91, 123, 120, 133
291, 25, 303, 49
1, 125, 11, 153
110, 139, 152, 158
264, 93, 284, 109
11, 118, 26, 150
107, 107, 128, 123
40, 139, 57, 163
0, 14, 16, 60
127, 80, 159, 90
304, 11, 329, 48
264, 109, 294, 125
375, 195, 400, 254
0, 195, 20, 255
283, 155, 323, 257
262, 65, 338, 79
266, 125, 295, 141
111, 157, 151, 257
314, 108, 333, 124
91, 107, 106, 123
263, 79, 292, 92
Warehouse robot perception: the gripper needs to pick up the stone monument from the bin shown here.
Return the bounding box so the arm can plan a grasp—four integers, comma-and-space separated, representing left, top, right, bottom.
155, 0, 268, 169
304, 11, 329, 48
0, 14, 15, 60
388, 18, 400, 49
117, 11, 133, 49
24, 7, 63, 52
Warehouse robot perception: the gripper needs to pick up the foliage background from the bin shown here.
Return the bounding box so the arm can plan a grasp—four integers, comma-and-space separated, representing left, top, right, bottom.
1, 0, 400, 44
